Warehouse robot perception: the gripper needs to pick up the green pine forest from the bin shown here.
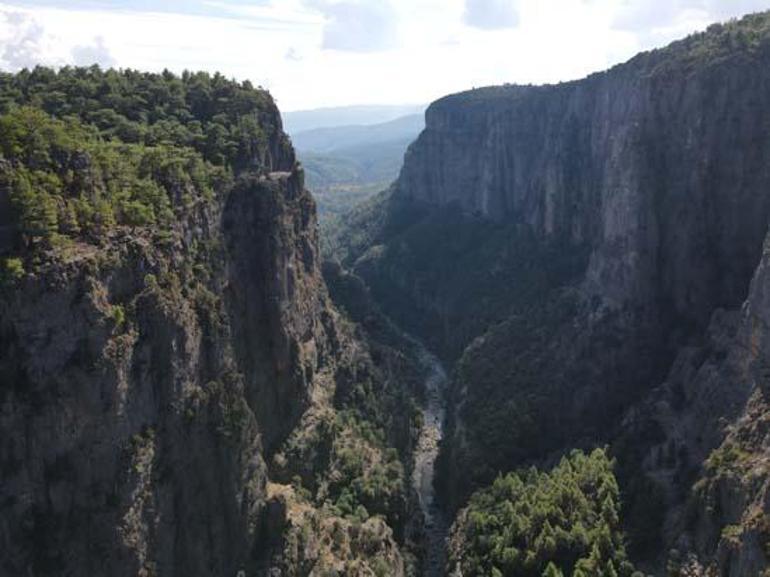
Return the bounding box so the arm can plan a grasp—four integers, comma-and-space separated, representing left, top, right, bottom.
0, 66, 290, 280
450, 449, 638, 577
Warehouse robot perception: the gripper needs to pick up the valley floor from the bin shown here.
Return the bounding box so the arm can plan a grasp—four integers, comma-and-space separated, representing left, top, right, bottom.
410, 339, 451, 577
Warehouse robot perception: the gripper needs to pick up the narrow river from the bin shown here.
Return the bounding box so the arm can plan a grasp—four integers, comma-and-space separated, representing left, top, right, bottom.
411, 342, 450, 577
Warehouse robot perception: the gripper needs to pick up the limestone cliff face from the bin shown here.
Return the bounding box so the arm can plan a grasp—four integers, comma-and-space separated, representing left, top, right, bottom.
398, 23, 770, 328
0, 129, 339, 574
330, 13, 770, 571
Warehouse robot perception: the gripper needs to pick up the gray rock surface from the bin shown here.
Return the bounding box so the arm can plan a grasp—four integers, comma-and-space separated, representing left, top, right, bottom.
0, 128, 345, 576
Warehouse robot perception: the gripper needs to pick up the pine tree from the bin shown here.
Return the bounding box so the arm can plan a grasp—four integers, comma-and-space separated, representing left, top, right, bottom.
601, 493, 619, 527
542, 561, 564, 577
603, 559, 619, 577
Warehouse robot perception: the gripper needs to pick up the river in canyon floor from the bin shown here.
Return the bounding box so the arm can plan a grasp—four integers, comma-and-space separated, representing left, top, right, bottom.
410, 341, 450, 577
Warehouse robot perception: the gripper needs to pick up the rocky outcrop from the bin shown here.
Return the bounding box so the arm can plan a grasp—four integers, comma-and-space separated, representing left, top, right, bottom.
258, 483, 406, 577
224, 171, 330, 454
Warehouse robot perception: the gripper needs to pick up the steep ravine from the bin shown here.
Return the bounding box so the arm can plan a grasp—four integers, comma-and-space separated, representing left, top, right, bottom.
410, 340, 450, 577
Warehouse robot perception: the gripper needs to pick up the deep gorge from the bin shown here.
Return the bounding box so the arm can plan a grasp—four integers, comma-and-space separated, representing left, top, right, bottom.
3, 10, 770, 577
325, 12, 770, 575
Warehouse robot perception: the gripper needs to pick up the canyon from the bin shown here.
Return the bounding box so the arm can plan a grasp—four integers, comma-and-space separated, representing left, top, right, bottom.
3, 10, 770, 577
329, 11, 770, 575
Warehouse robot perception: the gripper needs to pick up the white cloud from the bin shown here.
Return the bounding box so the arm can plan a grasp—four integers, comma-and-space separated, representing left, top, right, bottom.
464, 0, 519, 30
0, 8, 115, 70
285, 46, 302, 61
1, 10, 51, 69
612, 0, 770, 31
612, 0, 696, 31
0, 0, 765, 110
72, 35, 115, 67
706, 0, 770, 20
609, 0, 770, 52
308, 0, 399, 52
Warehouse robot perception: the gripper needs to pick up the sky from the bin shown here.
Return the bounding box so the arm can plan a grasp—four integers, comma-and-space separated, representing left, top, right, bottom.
0, 0, 768, 111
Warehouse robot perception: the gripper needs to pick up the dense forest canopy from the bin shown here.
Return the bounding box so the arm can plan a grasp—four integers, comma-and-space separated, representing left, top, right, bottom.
0, 66, 288, 168
450, 449, 638, 577
0, 66, 291, 279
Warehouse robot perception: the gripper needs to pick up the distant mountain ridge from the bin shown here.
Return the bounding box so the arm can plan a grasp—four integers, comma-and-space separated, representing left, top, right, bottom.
291, 113, 424, 155
282, 104, 425, 135
290, 111, 425, 223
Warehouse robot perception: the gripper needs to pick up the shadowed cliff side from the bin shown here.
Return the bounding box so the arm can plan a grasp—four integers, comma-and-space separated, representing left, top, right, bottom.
618, 230, 770, 574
